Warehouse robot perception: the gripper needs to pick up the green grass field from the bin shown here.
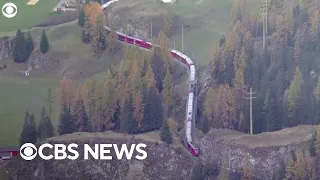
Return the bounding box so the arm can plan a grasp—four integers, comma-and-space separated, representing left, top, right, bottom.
0, 21, 122, 147
145, 0, 260, 66
0, 0, 60, 32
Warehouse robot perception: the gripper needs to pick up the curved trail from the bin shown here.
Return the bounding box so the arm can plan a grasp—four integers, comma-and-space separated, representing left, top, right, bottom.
101, 0, 200, 156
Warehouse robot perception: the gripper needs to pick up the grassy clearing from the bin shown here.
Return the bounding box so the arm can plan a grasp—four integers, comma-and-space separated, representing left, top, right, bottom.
0, 21, 122, 147
0, 76, 59, 147
0, 0, 61, 32
144, 0, 260, 65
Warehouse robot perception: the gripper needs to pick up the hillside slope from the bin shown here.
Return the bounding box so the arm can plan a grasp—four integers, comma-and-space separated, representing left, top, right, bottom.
3, 125, 317, 180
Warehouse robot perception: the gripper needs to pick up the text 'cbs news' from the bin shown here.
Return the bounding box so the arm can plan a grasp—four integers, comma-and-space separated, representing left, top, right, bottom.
20, 143, 147, 161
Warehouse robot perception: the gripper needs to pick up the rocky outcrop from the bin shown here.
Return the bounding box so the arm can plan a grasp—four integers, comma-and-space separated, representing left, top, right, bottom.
4, 126, 317, 180
0, 37, 11, 61
5, 132, 194, 180
199, 125, 316, 179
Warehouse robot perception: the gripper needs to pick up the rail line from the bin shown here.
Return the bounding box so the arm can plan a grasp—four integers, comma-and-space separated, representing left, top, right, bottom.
101, 0, 200, 156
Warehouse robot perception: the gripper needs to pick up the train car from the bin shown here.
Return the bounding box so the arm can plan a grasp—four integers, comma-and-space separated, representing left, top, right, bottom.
135, 38, 153, 49
171, 50, 180, 59
125, 36, 135, 44
116, 32, 126, 41
190, 65, 196, 82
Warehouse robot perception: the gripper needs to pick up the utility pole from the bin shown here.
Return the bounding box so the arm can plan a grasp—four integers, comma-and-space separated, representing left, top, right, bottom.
181, 25, 184, 53
245, 88, 256, 135
260, 0, 268, 50
151, 21, 153, 39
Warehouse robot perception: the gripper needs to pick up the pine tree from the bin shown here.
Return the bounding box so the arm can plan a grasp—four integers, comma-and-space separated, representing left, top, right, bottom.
120, 96, 138, 133
78, 10, 85, 27
309, 130, 316, 157
92, 13, 107, 57
162, 68, 173, 118
160, 118, 172, 144
142, 87, 163, 132
133, 89, 144, 129
284, 157, 295, 180
20, 112, 37, 145
26, 32, 34, 56
12, 29, 29, 63
58, 104, 76, 135
38, 107, 54, 140
73, 96, 91, 132
40, 30, 49, 54
46, 88, 54, 119
293, 152, 306, 179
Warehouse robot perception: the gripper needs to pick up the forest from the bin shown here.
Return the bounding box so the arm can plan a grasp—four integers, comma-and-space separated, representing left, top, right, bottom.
203, 0, 320, 134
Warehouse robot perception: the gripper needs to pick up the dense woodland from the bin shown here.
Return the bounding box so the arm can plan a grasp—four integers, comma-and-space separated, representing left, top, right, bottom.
203, 0, 320, 134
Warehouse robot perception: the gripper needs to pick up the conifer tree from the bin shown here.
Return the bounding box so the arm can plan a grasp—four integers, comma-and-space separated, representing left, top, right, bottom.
40, 30, 49, 54
73, 96, 91, 132
12, 29, 29, 63
46, 88, 54, 119
78, 10, 85, 27
160, 118, 172, 144
38, 107, 54, 140
120, 96, 138, 133
309, 130, 316, 157
58, 104, 76, 135
26, 32, 34, 56
284, 157, 295, 180
162, 68, 173, 118
20, 112, 37, 145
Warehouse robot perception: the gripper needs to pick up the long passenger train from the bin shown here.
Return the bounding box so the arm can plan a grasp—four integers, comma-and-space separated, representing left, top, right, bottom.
102, 0, 199, 156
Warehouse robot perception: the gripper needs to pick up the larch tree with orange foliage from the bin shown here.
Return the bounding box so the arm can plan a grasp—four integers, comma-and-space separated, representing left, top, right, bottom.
59, 76, 75, 110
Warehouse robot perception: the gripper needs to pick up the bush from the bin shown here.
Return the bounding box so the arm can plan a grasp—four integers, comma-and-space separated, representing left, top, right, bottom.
3, 64, 7, 69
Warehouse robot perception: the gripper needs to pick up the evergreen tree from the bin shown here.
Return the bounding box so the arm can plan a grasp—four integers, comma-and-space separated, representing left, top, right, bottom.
142, 88, 163, 132
78, 10, 85, 27
38, 107, 54, 140
46, 88, 54, 119
309, 130, 316, 157
120, 96, 138, 133
12, 29, 29, 63
40, 30, 49, 54
19, 112, 37, 145
73, 98, 91, 132
160, 118, 172, 144
26, 32, 34, 56
58, 104, 76, 135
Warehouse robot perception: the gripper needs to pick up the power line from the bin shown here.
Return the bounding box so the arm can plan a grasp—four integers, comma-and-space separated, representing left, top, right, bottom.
245, 88, 256, 135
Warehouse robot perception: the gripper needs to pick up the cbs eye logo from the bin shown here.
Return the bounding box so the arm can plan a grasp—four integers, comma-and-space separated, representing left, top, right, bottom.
20, 143, 37, 160
2, 2, 18, 18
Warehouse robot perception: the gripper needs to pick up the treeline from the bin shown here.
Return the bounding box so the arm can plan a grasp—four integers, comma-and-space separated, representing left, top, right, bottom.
77, 1, 119, 57
11, 29, 49, 63
203, 0, 320, 133
56, 31, 183, 143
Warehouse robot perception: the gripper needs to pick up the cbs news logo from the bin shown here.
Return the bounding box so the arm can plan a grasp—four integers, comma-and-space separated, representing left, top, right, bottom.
2, 2, 17, 18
